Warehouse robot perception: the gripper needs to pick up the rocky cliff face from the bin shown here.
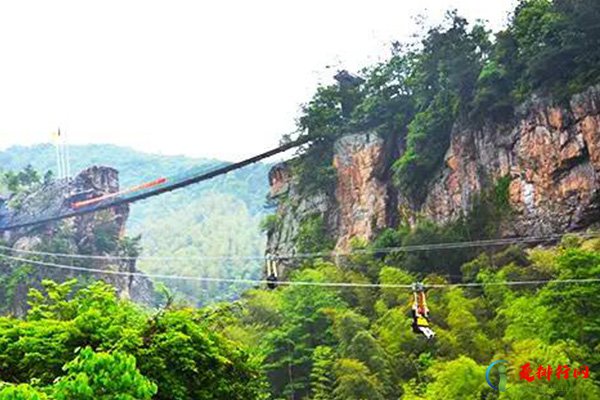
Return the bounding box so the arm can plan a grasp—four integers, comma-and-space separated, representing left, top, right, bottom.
266, 85, 600, 259
266, 163, 334, 273
0, 166, 154, 315
424, 85, 600, 236
332, 133, 396, 249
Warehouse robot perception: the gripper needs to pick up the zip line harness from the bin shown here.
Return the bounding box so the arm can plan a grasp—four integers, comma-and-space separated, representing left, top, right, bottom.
411, 282, 436, 340
266, 254, 278, 290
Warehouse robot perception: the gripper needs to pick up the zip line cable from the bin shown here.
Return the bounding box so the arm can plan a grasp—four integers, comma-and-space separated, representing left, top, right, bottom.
0, 138, 310, 231
0, 244, 265, 261
1, 232, 598, 262
1, 252, 599, 289
271, 232, 600, 260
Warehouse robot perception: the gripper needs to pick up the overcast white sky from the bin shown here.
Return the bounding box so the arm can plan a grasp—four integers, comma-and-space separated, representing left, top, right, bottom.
0, 0, 515, 161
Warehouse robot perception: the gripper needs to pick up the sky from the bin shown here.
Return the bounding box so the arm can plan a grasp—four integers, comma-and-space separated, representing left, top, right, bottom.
0, 0, 516, 161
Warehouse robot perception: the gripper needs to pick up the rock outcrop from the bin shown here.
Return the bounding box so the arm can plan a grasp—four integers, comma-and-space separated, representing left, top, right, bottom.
0, 166, 154, 315
266, 85, 600, 259
265, 163, 334, 275
424, 85, 600, 236
332, 133, 395, 249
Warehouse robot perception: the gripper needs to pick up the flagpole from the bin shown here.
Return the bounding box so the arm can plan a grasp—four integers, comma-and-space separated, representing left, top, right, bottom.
58, 128, 67, 181
54, 130, 63, 179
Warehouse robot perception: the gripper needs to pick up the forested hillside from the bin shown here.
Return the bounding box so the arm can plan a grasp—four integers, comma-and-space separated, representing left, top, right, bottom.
0, 143, 271, 219
0, 144, 271, 303
228, 237, 600, 399
256, 0, 600, 398
1, 0, 600, 399
0, 280, 266, 399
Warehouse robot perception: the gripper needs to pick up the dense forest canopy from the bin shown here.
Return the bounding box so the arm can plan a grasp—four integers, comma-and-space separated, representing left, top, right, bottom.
0, 280, 266, 399
1, 0, 600, 399
1, 238, 599, 398
228, 237, 600, 399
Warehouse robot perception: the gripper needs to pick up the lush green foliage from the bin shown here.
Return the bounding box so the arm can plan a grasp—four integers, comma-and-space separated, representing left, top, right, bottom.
51, 347, 157, 399
369, 175, 513, 277
0, 280, 265, 399
2, 3, 600, 399
227, 239, 600, 399
511, 0, 600, 100
296, 215, 335, 255
0, 165, 54, 194
136, 192, 264, 305
393, 15, 489, 201
0, 166, 53, 210
260, 214, 281, 234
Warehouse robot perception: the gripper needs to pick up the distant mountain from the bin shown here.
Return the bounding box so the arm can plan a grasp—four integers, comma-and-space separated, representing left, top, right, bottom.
0, 143, 273, 304
0, 143, 271, 217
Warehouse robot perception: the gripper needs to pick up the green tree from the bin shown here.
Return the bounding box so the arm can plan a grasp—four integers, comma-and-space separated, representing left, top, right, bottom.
52, 347, 157, 400
2, 165, 41, 194
296, 214, 335, 255
262, 268, 345, 399
402, 356, 487, 400
0, 385, 48, 400
310, 346, 336, 400
393, 13, 490, 201
0, 280, 265, 400
332, 358, 384, 400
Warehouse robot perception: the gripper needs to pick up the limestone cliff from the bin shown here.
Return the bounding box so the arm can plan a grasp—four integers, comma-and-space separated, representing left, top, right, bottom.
424, 85, 600, 236
332, 133, 397, 249
266, 163, 334, 273
0, 166, 154, 315
266, 85, 600, 261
